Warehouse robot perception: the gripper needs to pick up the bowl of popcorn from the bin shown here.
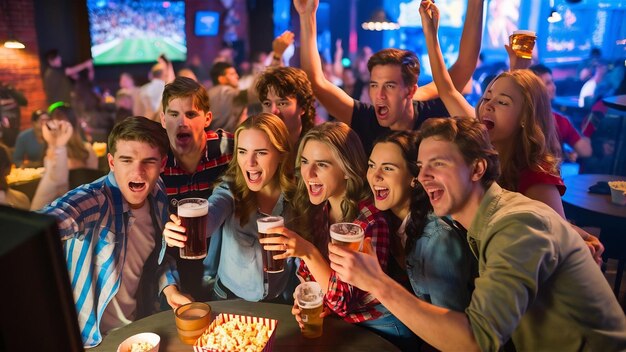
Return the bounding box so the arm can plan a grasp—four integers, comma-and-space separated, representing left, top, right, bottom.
194, 313, 277, 352
609, 181, 626, 205
117, 332, 160, 352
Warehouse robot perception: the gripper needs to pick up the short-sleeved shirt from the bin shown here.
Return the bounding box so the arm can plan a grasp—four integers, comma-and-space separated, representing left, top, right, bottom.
350, 99, 449, 154
553, 111, 582, 147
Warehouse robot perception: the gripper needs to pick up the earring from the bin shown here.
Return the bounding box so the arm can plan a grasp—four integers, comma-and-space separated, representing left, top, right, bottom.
521, 122, 525, 128
410, 177, 419, 188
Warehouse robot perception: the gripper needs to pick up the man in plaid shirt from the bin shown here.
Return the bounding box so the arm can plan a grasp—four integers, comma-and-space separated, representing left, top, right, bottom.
40, 117, 190, 348
159, 77, 233, 300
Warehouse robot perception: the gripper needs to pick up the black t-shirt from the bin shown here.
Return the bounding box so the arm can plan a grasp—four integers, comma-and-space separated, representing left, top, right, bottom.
350, 98, 449, 154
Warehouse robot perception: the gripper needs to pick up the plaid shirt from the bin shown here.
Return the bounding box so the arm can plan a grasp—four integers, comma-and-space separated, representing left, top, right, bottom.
39, 173, 177, 348
161, 129, 233, 213
297, 200, 390, 323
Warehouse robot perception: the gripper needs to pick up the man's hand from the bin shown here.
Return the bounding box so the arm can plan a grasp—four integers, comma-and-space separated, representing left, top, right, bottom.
42, 120, 73, 147
163, 285, 193, 309
293, 0, 318, 15
272, 30, 295, 57
328, 238, 383, 292
163, 214, 187, 248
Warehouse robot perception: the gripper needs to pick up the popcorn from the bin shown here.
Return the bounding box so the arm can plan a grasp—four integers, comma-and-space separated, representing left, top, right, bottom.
128, 341, 154, 352
195, 314, 277, 352
6, 167, 44, 184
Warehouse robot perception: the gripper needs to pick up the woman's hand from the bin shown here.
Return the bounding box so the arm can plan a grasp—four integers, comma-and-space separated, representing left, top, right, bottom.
259, 226, 313, 260
163, 214, 187, 248
291, 298, 332, 330
293, 0, 318, 16
419, 0, 440, 37
163, 285, 193, 309
42, 120, 73, 147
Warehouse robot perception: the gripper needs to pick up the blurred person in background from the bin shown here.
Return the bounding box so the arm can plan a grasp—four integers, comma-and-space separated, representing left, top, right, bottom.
0, 142, 30, 210
0, 82, 27, 147
13, 109, 48, 167
43, 49, 93, 106
118, 72, 145, 116
30, 104, 98, 210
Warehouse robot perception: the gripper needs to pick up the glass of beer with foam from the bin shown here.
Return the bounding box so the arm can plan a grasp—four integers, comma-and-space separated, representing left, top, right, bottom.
257, 216, 286, 273
509, 30, 536, 59
177, 198, 209, 259
295, 281, 325, 338
330, 223, 364, 251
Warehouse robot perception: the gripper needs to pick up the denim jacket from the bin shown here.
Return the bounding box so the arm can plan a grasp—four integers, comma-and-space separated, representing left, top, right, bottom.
201, 181, 294, 301
406, 213, 476, 312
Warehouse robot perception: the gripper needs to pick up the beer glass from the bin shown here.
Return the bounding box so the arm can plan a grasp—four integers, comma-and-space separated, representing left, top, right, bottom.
174, 302, 212, 345
330, 223, 364, 251
295, 281, 325, 338
257, 216, 286, 273
178, 198, 209, 259
509, 30, 536, 59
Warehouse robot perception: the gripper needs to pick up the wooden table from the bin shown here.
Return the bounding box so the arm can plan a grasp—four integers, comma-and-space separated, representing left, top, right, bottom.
562, 174, 626, 295
92, 300, 401, 352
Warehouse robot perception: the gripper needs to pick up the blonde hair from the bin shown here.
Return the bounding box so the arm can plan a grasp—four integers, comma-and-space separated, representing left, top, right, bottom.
225, 113, 295, 226
292, 122, 370, 240
476, 70, 561, 191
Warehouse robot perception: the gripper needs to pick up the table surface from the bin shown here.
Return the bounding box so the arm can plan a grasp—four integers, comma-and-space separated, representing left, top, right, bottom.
92, 300, 400, 352
603, 95, 626, 112
562, 174, 626, 219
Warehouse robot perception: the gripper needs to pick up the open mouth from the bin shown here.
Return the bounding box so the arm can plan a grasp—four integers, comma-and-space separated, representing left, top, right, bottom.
376, 104, 389, 118
427, 188, 444, 202
481, 119, 495, 130
247, 171, 262, 183
373, 186, 390, 200
176, 132, 192, 143
308, 182, 323, 196
128, 181, 146, 192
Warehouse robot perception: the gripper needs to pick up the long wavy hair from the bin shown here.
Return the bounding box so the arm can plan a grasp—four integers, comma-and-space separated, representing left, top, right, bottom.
292, 122, 370, 241
476, 70, 561, 191
50, 105, 90, 163
225, 113, 295, 226
371, 131, 431, 254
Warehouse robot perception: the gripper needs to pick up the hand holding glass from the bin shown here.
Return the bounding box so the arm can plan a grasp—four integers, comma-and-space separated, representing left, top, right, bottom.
330, 223, 364, 251
295, 281, 325, 338
177, 198, 209, 259
509, 30, 536, 59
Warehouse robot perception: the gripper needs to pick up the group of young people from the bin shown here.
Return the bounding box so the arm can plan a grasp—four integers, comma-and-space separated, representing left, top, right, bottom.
34, 0, 626, 350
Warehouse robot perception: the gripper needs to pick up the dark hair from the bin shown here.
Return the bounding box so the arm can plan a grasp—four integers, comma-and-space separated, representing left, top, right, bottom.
255, 66, 316, 137
161, 76, 210, 113
372, 131, 430, 254
417, 117, 501, 189
31, 109, 48, 122
0, 143, 11, 190
45, 49, 59, 63
529, 63, 552, 76
367, 48, 420, 87
108, 116, 169, 157
210, 61, 234, 85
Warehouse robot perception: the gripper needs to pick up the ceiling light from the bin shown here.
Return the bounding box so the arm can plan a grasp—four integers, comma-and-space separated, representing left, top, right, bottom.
4, 39, 25, 49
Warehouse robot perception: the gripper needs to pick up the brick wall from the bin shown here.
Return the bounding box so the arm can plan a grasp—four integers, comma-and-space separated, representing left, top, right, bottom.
0, 0, 45, 131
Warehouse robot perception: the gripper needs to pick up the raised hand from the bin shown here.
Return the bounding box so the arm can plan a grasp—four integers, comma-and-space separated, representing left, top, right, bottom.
419, 0, 440, 36
163, 214, 187, 248
293, 0, 318, 15
272, 30, 295, 57
42, 120, 73, 147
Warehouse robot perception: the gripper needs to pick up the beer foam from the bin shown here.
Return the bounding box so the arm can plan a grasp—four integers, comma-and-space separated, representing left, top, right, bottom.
296, 282, 324, 309
512, 29, 536, 37
329, 223, 364, 242
178, 199, 208, 217
257, 216, 284, 232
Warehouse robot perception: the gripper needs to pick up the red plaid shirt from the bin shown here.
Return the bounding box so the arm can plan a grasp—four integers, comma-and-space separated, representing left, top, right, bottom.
297, 199, 390, 323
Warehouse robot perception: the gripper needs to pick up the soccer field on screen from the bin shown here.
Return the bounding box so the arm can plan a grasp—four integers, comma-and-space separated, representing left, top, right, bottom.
92, 38, 186, 65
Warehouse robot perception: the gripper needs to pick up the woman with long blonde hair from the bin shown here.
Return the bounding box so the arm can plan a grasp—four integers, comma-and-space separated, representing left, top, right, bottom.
260, 122, 419, 350
163, 113, 297, 302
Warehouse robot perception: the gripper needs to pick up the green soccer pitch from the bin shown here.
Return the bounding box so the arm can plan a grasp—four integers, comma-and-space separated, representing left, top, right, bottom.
92, 37, 186, 65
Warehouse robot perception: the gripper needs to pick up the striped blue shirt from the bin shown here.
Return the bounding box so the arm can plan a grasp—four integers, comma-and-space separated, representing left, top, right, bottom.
39, 172, 178, 348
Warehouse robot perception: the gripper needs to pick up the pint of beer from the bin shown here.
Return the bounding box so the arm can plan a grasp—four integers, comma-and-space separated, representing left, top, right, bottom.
257, 216, 286, 273
178, 198, 209, 259
330, 223, 364, 251
509, 30, 536, 59
295, 281, 325, 338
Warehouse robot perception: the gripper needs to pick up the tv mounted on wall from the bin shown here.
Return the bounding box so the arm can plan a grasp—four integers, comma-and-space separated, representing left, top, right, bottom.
87, 0, 187, 65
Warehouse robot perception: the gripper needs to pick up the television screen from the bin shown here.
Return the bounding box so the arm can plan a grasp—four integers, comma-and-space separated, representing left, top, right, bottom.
195, 11, 220, 36
0, 206, 83, 351
87, 0, 187, 65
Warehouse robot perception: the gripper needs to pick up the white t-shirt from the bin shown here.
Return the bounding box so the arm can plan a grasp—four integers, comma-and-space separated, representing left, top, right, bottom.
578, 79, 597, 108
100, 202, 155, 333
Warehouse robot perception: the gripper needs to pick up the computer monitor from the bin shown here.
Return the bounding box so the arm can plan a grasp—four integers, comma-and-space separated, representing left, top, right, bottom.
0, 205, 83, 352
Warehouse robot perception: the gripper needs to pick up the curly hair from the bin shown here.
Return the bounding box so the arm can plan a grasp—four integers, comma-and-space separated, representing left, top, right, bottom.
476, 70, 561, 191
255, 66, 316, 138
224, 113, 295, 226
292, 122, 370, 241
371, 131, 431, 254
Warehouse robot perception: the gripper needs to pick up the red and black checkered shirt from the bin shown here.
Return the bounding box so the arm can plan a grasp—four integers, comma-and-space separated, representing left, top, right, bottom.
297, 200, 390, 324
